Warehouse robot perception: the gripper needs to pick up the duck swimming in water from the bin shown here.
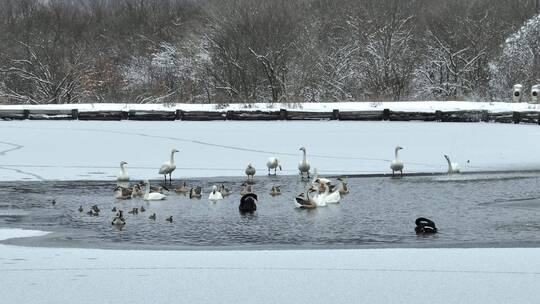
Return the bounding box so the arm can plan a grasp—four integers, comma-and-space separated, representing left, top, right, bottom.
189, 186, 202, 199
218, 184, 231, 197
270, 185, 281, 196
111, 210, 126, 226
415, 217, 437, 234
175, 181, 188, 194
149, 213, 156, 220
165, 216, 173, 223
294, 185, 318, 209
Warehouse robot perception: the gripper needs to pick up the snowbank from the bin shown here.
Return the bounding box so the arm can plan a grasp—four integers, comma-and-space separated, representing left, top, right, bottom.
1, 101, 540, 113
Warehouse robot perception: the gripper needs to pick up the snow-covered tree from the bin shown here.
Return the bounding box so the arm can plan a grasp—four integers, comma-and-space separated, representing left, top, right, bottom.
489, 14, 540, 100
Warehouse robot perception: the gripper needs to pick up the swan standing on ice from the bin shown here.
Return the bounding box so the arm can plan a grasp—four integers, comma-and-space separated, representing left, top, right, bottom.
266, 157, 282, 175
390, 146, 404, 177
143, 180, 167, 201
444, 155, 460, 174
208, 185, 224, 201
117, 161, 129, 182
245, 163, 256, 180
298, 147, 311, 179
159, 149, 179, 182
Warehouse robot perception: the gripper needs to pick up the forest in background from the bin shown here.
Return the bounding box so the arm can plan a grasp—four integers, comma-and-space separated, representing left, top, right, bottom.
0, 0, 539, 105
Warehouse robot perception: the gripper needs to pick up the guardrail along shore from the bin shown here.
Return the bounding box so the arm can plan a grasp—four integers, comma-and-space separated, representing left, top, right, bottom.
0, 108, 539, 124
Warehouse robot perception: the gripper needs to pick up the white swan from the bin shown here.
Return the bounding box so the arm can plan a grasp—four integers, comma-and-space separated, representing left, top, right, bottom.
298, 147, 311, 178
143, 180, 167, 201
266, 157, 282, 175
117, 161, 129, 182
208, 185, 224, 201
159, 149, 179, 182
390, 146, 404, 177
245, 163, 256, 180
444, 155, 460, 174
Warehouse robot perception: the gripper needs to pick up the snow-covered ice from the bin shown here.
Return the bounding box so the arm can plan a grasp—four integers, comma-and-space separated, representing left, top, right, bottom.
0, 228, 538, 304
1, 120, 540, 181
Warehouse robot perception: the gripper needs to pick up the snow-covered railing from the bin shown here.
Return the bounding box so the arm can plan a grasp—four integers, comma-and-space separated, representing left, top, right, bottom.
0, 107, 540, 124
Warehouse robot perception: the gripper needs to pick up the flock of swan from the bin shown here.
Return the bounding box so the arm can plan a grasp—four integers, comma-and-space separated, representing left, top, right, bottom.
106, 146, 461, 225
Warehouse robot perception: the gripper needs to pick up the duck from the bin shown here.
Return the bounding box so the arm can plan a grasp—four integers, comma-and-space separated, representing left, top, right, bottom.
87, 209, 99, 216
390, 146, 404, 177
240, 183, 252, 196
111, 206, 117, 212
175, 181, 189, 194
415, 217, 438, 234
218, 184, 231, 197
159, 148, 179, 182
51, 199, 56, 206
91, 205, 100, 213
266, 157, 282, 175
149, 213, 156, 220
189, 186, 202, 199
143, 180, 167, 201
140, 206, 146, 212
111, 210, 126, 226
78, 205, 83, 212
245, 163, 256, 180
165, 216, 173, 223
444, 155, 460, 174
208, 185, 224, 201
298, 147, 311, 179
294, 185, 318, 209
117, 161, 129, 182
128, 207, 139, 215
270, 185, 281, 196
239, 193, 257, 214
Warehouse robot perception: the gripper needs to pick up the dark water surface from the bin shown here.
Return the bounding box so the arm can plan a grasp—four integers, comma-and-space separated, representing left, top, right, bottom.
2, 172, 540, 250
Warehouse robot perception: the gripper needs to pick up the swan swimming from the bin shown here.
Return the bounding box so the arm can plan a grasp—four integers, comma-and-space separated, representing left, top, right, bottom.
444, 155, 460, 174
266, 157, 282, 175
143, 180, 167, 201
245, 163, 256, 180
117, 161, 129, 182
390, 146, 404, 177
298, 147, 311, 179
159, 149, 179, 182
208, 185, 224, 201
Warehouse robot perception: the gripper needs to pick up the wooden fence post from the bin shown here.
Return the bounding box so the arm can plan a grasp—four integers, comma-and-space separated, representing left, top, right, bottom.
512, 111, 521, 124
71, 109, 79, 120
382, 109, 390, 121
22, 109, 29, 119
332, 109, 339, 120
176, 110, 183, 120
279, 109, 288, 120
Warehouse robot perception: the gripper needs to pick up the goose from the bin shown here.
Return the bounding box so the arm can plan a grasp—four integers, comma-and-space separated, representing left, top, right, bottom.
138, 181, 169, 194
130, 184, 143, 198
111, 210, 126, 226
218, 184, 231, 197
390, 146, 404, 177
149, 213, 156, 220
294, 185, 318, 209
245, 163, 256, 180
159, 149, 179, 182
240, 183, 252, 196
444, 155, 460, 174
114, 186, 132, 200
266, 157, 282, 175
117, 161, 129, 182
189, 186, 202, 199
298, 147, 311, 179
175, 181, 189, 194
270, 185, 281, 196
143, 180, 167, 201
78, 205, 83, 212
208, 185, 224, 201
239, 193, 257, 214
165, 216, 173, 223
337, 177, 349, 195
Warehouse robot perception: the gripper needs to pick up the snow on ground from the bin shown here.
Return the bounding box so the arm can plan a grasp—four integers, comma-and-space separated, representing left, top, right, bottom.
0, 120, 540, 181
1, 101, 540, 113
0, 229, 538, 304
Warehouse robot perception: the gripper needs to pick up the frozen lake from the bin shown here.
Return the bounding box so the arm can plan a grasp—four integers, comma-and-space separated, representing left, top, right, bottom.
1, 120, 540, 181
2, 171, 540, 249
